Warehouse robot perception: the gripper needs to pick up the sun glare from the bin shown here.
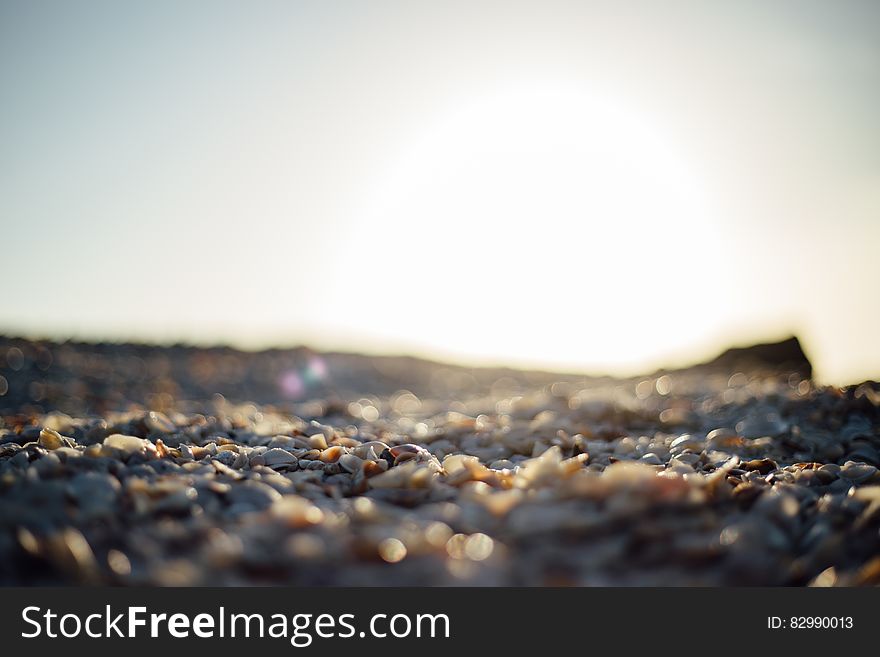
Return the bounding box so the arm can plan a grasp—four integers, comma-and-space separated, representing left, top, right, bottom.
342, 83, 725, 373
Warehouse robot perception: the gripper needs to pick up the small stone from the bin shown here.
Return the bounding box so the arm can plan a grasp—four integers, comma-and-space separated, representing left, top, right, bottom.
816, 463, 840, 484
840, 461, 878, 484
672, 452, 701, 467
68, 472, 120, 520
339, 453, 363, 473
103, 434, 151, 456
706, 428, 741, 450
211, 450, 237, 467
39, 428, 71, 450
742, 458, 778, 475
272, 495, 325, 527
670, 434, 703, 452
144, 411, 175, 433
267, 435, 305, 450
107, 549, 132, 576
261, 448, 298, 467
152, 487, 198, 514
226, 480, 282, 510
319, 446, 345, 463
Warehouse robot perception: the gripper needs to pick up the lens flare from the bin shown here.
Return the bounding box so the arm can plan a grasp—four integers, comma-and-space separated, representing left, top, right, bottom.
277, 355, 329, 399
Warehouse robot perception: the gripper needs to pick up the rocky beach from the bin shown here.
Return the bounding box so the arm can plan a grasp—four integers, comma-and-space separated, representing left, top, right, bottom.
0, 336, 878, 586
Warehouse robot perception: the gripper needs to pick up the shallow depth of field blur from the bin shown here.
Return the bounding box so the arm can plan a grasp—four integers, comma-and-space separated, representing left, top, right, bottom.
2, 2, 880, 588
1, 0, 878, 385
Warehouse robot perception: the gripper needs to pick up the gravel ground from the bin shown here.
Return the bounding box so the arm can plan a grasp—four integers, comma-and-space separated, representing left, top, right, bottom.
0, 336, 878, 586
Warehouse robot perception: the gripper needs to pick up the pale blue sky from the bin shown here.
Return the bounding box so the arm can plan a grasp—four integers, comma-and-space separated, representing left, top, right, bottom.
1, 1, 878, 383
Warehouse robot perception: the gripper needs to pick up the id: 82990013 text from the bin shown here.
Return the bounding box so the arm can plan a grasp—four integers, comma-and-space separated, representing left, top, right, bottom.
767, 616, 853, 630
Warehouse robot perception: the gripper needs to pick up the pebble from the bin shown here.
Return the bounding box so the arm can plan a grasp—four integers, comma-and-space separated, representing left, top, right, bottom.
261, 448, 298, 467
839, 461, 878, 484
103, 434, 151, 456
338, 453, 363, 473
68, 472, 120, 519
1, 337, 879, 587
144, 411, 176, 433
38, 428, 71, 450
225, 480, 281, 510
742, 458, 778, 475
670, 434, 703, 452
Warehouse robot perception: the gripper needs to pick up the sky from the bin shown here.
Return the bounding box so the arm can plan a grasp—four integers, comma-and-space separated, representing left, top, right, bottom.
1, 0, 878, 384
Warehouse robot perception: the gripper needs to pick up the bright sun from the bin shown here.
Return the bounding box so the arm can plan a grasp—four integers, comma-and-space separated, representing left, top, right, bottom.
340, 83, 725, 373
